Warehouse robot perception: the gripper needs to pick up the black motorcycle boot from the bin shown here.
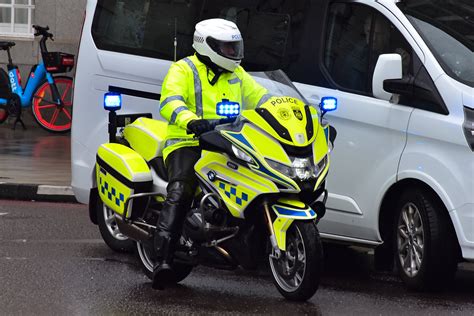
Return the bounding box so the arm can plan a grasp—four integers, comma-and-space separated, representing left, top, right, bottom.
152, 232, 177, 290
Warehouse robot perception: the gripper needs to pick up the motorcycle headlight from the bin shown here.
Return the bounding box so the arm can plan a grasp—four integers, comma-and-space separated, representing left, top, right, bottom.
266, 156, 324, 181
232, 145, 253, 163
291, 157, 314, 181
266, 159, 296, 179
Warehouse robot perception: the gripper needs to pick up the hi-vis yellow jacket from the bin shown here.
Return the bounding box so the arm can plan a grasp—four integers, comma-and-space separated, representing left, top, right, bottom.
160, 54, 269, 161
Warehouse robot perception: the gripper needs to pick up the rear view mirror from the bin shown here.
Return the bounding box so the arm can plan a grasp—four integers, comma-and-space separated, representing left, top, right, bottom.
372, 54, 402, 101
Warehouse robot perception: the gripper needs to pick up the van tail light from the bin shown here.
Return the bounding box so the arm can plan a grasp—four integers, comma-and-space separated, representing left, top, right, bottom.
463, 106, 474, 151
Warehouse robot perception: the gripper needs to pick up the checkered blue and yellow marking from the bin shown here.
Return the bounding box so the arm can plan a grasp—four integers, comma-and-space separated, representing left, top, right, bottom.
99, 177, 125, 207
218, 182, 249, 206
96, 164, 133, 217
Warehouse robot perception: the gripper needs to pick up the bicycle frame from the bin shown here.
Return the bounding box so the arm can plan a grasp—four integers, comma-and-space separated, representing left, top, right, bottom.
0, 62, 61, 108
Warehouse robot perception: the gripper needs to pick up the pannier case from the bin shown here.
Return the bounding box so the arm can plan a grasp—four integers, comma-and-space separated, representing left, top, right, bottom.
96, 143, 152, 219
123, 117, 168, 161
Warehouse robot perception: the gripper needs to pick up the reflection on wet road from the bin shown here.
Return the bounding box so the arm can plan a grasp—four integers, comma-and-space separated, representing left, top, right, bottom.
0, 200, 473, 315
0, 125, 70, 185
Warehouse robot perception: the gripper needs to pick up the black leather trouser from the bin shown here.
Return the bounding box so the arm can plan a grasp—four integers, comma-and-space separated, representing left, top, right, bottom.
154, 146, 201, 258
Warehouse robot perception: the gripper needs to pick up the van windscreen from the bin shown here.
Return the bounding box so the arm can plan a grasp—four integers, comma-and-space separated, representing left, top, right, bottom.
398, 0, 474, 87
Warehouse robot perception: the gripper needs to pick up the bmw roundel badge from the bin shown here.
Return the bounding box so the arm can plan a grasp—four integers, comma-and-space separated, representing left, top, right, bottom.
207, 171, 216, 182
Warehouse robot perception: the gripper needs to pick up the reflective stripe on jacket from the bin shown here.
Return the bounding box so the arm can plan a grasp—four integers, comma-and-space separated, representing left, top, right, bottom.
160, 54, 268, 161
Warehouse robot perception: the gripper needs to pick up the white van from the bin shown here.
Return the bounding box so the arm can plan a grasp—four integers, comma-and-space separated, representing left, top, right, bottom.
72, 0, 473, 289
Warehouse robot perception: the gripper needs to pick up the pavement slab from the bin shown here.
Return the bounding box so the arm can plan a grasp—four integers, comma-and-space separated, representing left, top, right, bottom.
0, 111, 74, 202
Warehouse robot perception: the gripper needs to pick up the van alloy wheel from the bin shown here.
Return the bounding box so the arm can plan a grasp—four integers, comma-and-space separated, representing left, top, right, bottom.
397, 202, 424, 277
393, 188, 459, 290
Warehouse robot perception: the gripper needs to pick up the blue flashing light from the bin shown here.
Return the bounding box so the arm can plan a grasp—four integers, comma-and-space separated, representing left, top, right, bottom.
104, 92, 122, 111
321, 96, 337, 112
216, 99, 240, 117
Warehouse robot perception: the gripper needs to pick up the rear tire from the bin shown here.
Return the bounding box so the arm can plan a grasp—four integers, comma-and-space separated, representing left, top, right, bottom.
394, 188, 458, 291
136, 240, 193, 283
269, 221, 323, 301
97, 199, 135, 253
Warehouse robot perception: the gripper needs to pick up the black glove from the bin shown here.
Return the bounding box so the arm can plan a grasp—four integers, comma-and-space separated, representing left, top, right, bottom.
187, 119, 212, 136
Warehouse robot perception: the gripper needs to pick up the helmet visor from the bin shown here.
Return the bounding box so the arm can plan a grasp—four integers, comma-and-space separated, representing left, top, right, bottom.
206, 37, 244, 60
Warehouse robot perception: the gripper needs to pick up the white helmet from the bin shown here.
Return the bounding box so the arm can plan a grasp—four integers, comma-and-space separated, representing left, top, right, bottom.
193, 18, 244, 72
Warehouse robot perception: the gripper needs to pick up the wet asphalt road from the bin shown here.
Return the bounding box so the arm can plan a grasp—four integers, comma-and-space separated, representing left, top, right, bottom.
0, 200, 473, 315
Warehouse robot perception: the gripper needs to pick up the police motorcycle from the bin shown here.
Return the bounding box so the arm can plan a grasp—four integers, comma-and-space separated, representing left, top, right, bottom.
95, 70, 337, 301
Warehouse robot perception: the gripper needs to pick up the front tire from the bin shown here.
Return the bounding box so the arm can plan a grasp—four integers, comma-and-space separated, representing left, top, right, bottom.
97, 199, 135, 253
394, 188, 459, 290
136, 240, 193, 283
269, 221, 323, 301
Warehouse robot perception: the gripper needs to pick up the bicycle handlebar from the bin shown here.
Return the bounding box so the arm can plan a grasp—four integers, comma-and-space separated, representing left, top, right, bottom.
33, 25, 53, 39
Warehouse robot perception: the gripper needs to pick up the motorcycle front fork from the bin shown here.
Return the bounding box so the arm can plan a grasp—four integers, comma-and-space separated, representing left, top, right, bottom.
264, 203, 282, 259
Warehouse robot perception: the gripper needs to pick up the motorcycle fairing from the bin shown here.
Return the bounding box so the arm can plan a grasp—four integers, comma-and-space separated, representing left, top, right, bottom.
195, 151, 280, 219
221, 125, 299, 191
241, 96, 317, 147
272, 198, 316, 251
311, 123, 331, 191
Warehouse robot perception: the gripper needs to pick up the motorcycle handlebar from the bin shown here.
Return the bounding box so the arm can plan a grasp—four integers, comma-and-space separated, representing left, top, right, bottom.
186, 117, 237, 136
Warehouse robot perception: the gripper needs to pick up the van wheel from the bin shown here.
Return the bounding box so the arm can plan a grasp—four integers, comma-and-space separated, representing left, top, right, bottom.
394, 188, 458, 290
97, 200, 134, 253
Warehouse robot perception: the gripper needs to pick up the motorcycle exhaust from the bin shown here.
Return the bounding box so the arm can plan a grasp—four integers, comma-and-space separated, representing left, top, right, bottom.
115, 216, 151, 242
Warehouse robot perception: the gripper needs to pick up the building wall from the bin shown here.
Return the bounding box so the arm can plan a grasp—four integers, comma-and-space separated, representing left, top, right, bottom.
0, 0, 87, 76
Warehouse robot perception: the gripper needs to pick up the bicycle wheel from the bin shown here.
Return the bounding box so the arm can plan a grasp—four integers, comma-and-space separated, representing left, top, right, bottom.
0, 104, 8, 124
32, 76, 73, 133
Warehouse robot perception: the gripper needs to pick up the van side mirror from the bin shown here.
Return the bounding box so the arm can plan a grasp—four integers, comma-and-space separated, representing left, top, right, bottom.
384, 76, 440, 108
372, 54, 402, 101
383, 76, 414, 96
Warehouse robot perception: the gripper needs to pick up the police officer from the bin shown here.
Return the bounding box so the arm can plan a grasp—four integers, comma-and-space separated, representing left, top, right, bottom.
153, 18, 269, 289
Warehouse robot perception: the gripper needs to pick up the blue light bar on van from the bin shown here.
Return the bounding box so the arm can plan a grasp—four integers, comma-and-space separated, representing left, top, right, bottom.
216, 99, 240, 117
104, 92, 122, 111
321, 97, 337, 112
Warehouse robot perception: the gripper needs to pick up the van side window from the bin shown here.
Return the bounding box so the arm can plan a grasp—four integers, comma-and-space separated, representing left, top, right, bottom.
91, 0, 199, 60
323, 3, 373, 93
323, 3, 413, 95
91, 0, 299, 68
